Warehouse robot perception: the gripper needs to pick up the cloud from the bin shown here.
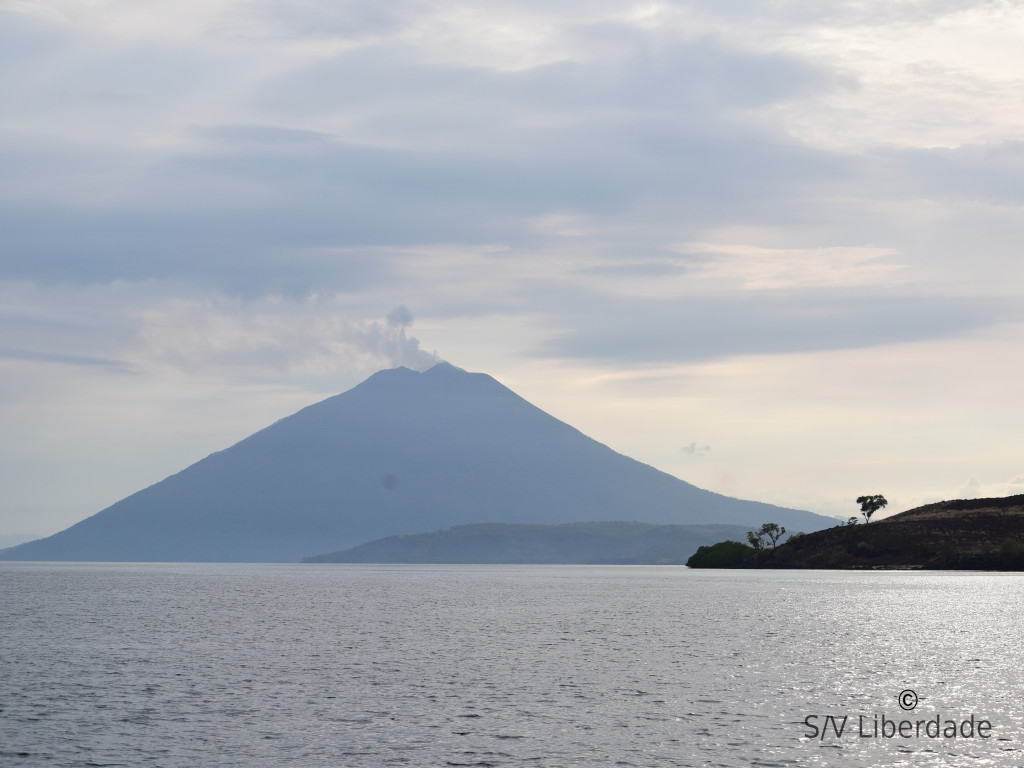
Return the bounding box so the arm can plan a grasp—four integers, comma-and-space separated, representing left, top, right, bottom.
3, 2, 1021, 339
134, 299, 441, 377
536, 291, 1008, 364
883, 142, 1024, 204
954, 475, 1024, 501
0, 1, 69, 23
680, 442, 711, 457
386, 304, 414, 327
0, 8, 855, 301
260, 31, 836, 120
0, 347, 133, 372
237, 0, 414, 40
675, 243, 906, 290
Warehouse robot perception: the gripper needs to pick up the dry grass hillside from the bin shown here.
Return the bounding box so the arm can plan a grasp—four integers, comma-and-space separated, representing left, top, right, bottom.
767, 495, 1024, 570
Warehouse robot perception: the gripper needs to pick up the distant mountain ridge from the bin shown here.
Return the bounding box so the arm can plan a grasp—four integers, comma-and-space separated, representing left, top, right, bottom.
303, 521, 753, 564
0, 363, 834, 562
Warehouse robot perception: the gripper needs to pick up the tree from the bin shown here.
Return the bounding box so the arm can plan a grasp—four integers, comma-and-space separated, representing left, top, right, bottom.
856, 494, 888, 523
746, 529, 765, 552
758, 522, 787, 550
748, 522, 786, 551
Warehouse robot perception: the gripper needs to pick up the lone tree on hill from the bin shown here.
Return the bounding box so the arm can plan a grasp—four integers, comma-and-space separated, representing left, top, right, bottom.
857, 494, 888, 523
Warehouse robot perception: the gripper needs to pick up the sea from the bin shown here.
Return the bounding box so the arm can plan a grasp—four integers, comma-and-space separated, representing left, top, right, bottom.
1, 563, 1022, 767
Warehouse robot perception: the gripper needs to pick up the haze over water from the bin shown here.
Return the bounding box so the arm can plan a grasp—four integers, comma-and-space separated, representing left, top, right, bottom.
2, 564, 1021, 767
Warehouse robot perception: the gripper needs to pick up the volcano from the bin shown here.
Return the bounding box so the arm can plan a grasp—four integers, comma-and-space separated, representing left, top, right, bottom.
0, 363, 834, 561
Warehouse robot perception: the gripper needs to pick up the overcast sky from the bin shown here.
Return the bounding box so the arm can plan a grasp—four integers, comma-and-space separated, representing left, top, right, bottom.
3, 0, 1023, 538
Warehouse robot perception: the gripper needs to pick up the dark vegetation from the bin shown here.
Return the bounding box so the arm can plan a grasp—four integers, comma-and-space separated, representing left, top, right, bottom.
688, 522, 803, 567
686, 540, 756, 568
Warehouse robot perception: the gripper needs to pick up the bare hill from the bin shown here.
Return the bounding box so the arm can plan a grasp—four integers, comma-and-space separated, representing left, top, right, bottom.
767, 495, 1024, 570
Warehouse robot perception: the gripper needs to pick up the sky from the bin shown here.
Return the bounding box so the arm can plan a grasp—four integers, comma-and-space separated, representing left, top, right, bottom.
3, 0, 1023, 539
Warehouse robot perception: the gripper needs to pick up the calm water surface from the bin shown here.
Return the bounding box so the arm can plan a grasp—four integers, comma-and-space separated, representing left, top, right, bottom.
1, 564, 1022, 767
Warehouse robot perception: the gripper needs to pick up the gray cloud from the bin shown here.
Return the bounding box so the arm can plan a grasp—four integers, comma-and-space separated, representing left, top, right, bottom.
261, 32, 839, 118
0, 347, 133, 372
1, 0, 1021, 369
0, 120, 851, 296
881, 142, 1024, 204
132, 301, 441, 377
237, 0, 420, 39
681, 442, 711, 457
672, 0, 1002, 27
536, 292, 1012, 364
364, 321, 440, 371
387, 305, 414, 327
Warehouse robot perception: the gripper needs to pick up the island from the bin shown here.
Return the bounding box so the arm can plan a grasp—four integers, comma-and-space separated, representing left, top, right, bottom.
302, 521, 751, 565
